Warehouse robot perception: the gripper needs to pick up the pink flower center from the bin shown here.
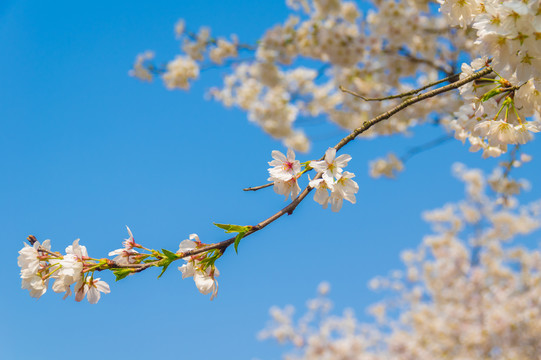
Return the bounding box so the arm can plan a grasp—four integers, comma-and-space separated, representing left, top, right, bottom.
284, 162, 294, 171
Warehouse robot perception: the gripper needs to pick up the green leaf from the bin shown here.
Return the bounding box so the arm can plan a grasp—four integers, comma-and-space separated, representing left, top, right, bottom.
157, 260, 171, 279
234, 232, 246, 254
162, 248, 179, 260
213, 223, 252, 233
157, 250, 178, 279
113, 268, 132, 282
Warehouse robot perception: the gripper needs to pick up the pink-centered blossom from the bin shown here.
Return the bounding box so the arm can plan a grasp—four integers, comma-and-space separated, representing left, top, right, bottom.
268, 149, 301, 181
268, 149, 302, 200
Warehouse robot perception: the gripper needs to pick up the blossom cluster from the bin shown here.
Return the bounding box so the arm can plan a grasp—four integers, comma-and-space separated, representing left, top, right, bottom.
445, 58, 541, 158
438, 0, 541, 158
309, 148, 358, 212
267, 147, 359, 212
132, 0, 459, 154
18, 238, 110, 304
260, 161, 541, 359
18, 228, 220, 303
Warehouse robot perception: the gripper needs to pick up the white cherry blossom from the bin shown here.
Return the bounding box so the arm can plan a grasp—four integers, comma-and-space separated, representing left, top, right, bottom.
310, 148, 351, 185
177, 234, 220, 300
50, 254, 83, 298
308, 177, 332, 209
74, 277, 111, 304
66, 239, 88, 260
329, 171, 358, 212
269, 177, 301, 200
18, 239, 52, 299
268, 149, 301, 181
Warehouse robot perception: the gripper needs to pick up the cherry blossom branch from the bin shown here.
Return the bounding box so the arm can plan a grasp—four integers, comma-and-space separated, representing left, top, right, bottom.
119, 66, 495, 265
336, 67, 493, 152
25, 67, 494, 296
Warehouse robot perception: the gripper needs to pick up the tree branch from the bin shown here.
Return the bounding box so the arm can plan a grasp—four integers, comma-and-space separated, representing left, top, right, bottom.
32, 67, 493, 274
334, 67, 492, 153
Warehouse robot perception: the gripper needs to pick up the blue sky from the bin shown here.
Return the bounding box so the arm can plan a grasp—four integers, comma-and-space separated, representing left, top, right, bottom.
2, 1, 541, 359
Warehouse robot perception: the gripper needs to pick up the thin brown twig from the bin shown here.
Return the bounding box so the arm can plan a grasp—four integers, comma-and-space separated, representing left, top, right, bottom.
243, 182, 274, 191
177, 66, 494, 261
334, 67, 492, 152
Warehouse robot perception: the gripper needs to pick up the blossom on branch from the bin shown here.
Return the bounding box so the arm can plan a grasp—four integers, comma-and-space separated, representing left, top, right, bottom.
178, 234, 220, 300
18, 239, 52, 299
50, 254, 83, 299
108, 226, 140, 265
310, 148, 351, 186
268, 149, 301, 181
308, 177, 332, 209
74, 277, 111, 304
268, 149, 302, 200
329, 171, 359, 212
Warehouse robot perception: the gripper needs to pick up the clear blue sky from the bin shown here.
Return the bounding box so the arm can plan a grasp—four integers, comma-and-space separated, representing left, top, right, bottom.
2, 1, 541, 359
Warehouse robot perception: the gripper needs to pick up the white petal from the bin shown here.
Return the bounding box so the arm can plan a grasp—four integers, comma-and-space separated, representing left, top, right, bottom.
194, 272, 215, 295
324, 148, 336, 162
95, 279, 110, 294
286, 148, 296, 161
87, 287, 100, 304
179, 240, 196, 252
271, 150, 287, 162
179, 262, 195, 279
